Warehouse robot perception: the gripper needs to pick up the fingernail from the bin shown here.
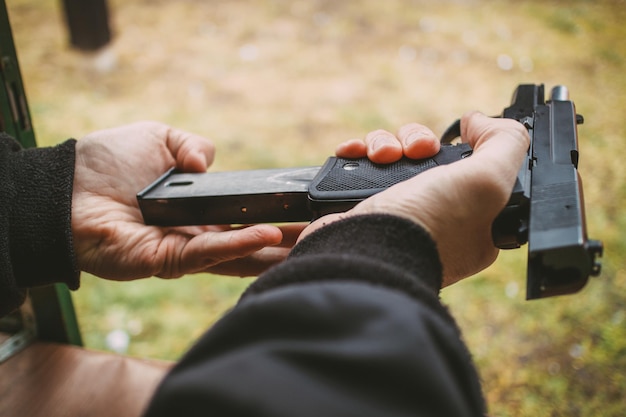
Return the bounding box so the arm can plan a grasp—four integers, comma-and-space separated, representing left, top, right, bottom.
405, 132, 421, 146
372, 136, 388, 151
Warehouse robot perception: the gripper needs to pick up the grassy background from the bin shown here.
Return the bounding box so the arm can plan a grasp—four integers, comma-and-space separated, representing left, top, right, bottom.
6, 0, 626, 415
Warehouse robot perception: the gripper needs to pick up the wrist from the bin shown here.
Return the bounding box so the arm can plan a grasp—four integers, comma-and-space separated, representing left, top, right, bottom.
7, 139, 80, 289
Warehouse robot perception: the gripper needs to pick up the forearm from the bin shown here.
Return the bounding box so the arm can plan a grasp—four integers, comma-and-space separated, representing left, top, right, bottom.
0, 133, 79, 316
144, 215, 486, 417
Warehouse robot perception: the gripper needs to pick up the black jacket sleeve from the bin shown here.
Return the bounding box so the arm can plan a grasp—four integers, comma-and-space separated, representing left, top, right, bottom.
143, 214, 486, 417
0, 132, 79, 316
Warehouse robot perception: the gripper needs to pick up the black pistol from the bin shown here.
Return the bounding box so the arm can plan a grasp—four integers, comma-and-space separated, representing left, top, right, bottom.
137, 84, 603, 299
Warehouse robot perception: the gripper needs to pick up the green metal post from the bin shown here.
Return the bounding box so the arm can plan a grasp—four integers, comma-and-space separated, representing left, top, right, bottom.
0, 0, 82, 346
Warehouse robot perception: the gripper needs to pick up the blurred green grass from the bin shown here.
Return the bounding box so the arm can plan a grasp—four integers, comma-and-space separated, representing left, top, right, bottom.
7, 0, 626, 415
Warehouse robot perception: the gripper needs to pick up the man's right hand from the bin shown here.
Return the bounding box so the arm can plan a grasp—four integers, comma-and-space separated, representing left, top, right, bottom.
303, 112, 530, 287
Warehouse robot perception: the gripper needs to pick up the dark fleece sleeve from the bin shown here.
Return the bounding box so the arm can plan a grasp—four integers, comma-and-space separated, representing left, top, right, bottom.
143, 214, 486, 417
0, 132, 79, 316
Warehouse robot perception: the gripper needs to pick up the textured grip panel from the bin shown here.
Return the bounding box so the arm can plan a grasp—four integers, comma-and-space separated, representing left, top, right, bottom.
314, 158, 438, 192
307, 145, 469, 217
309, 144, 471, 203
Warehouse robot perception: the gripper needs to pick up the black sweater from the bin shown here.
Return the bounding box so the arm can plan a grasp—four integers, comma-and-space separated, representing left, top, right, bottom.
142, 217, 486, 416
0, 133, 485, 415
0, 133, 78, 316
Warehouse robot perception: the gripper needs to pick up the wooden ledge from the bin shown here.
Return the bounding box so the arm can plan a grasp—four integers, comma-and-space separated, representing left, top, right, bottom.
0, 341, 173, 417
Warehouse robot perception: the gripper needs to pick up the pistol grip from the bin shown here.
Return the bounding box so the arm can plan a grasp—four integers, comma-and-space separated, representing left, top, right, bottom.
308, 143, 472, 218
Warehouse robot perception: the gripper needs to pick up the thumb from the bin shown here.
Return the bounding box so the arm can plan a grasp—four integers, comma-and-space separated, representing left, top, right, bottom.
165, 127, 216, 172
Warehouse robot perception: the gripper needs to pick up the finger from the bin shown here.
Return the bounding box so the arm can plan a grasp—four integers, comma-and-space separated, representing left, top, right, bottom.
178, 225, 283, 274
205, 246, 293, 277
275, 223, 307, 248
335, 139, 368, 159
165, 126, 216, 172
396, 123, 440, 159
183, 223, 305, 248
433, 112, 530, 222
365, 129, 403, 164
460, 111, 530, 185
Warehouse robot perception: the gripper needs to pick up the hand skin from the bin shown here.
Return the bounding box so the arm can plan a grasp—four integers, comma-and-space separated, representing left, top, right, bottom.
72, 121, 304, 281
335, 122, 441, 163
306, 112, 530, 287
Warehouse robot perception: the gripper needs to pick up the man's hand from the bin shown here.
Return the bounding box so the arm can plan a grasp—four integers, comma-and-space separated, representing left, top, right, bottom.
335, 122, 441, 163
72, 121, 303, 281
308, 112, 530, 287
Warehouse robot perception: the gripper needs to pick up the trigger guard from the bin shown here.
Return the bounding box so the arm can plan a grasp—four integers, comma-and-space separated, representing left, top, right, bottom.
440, 119, 461, 144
